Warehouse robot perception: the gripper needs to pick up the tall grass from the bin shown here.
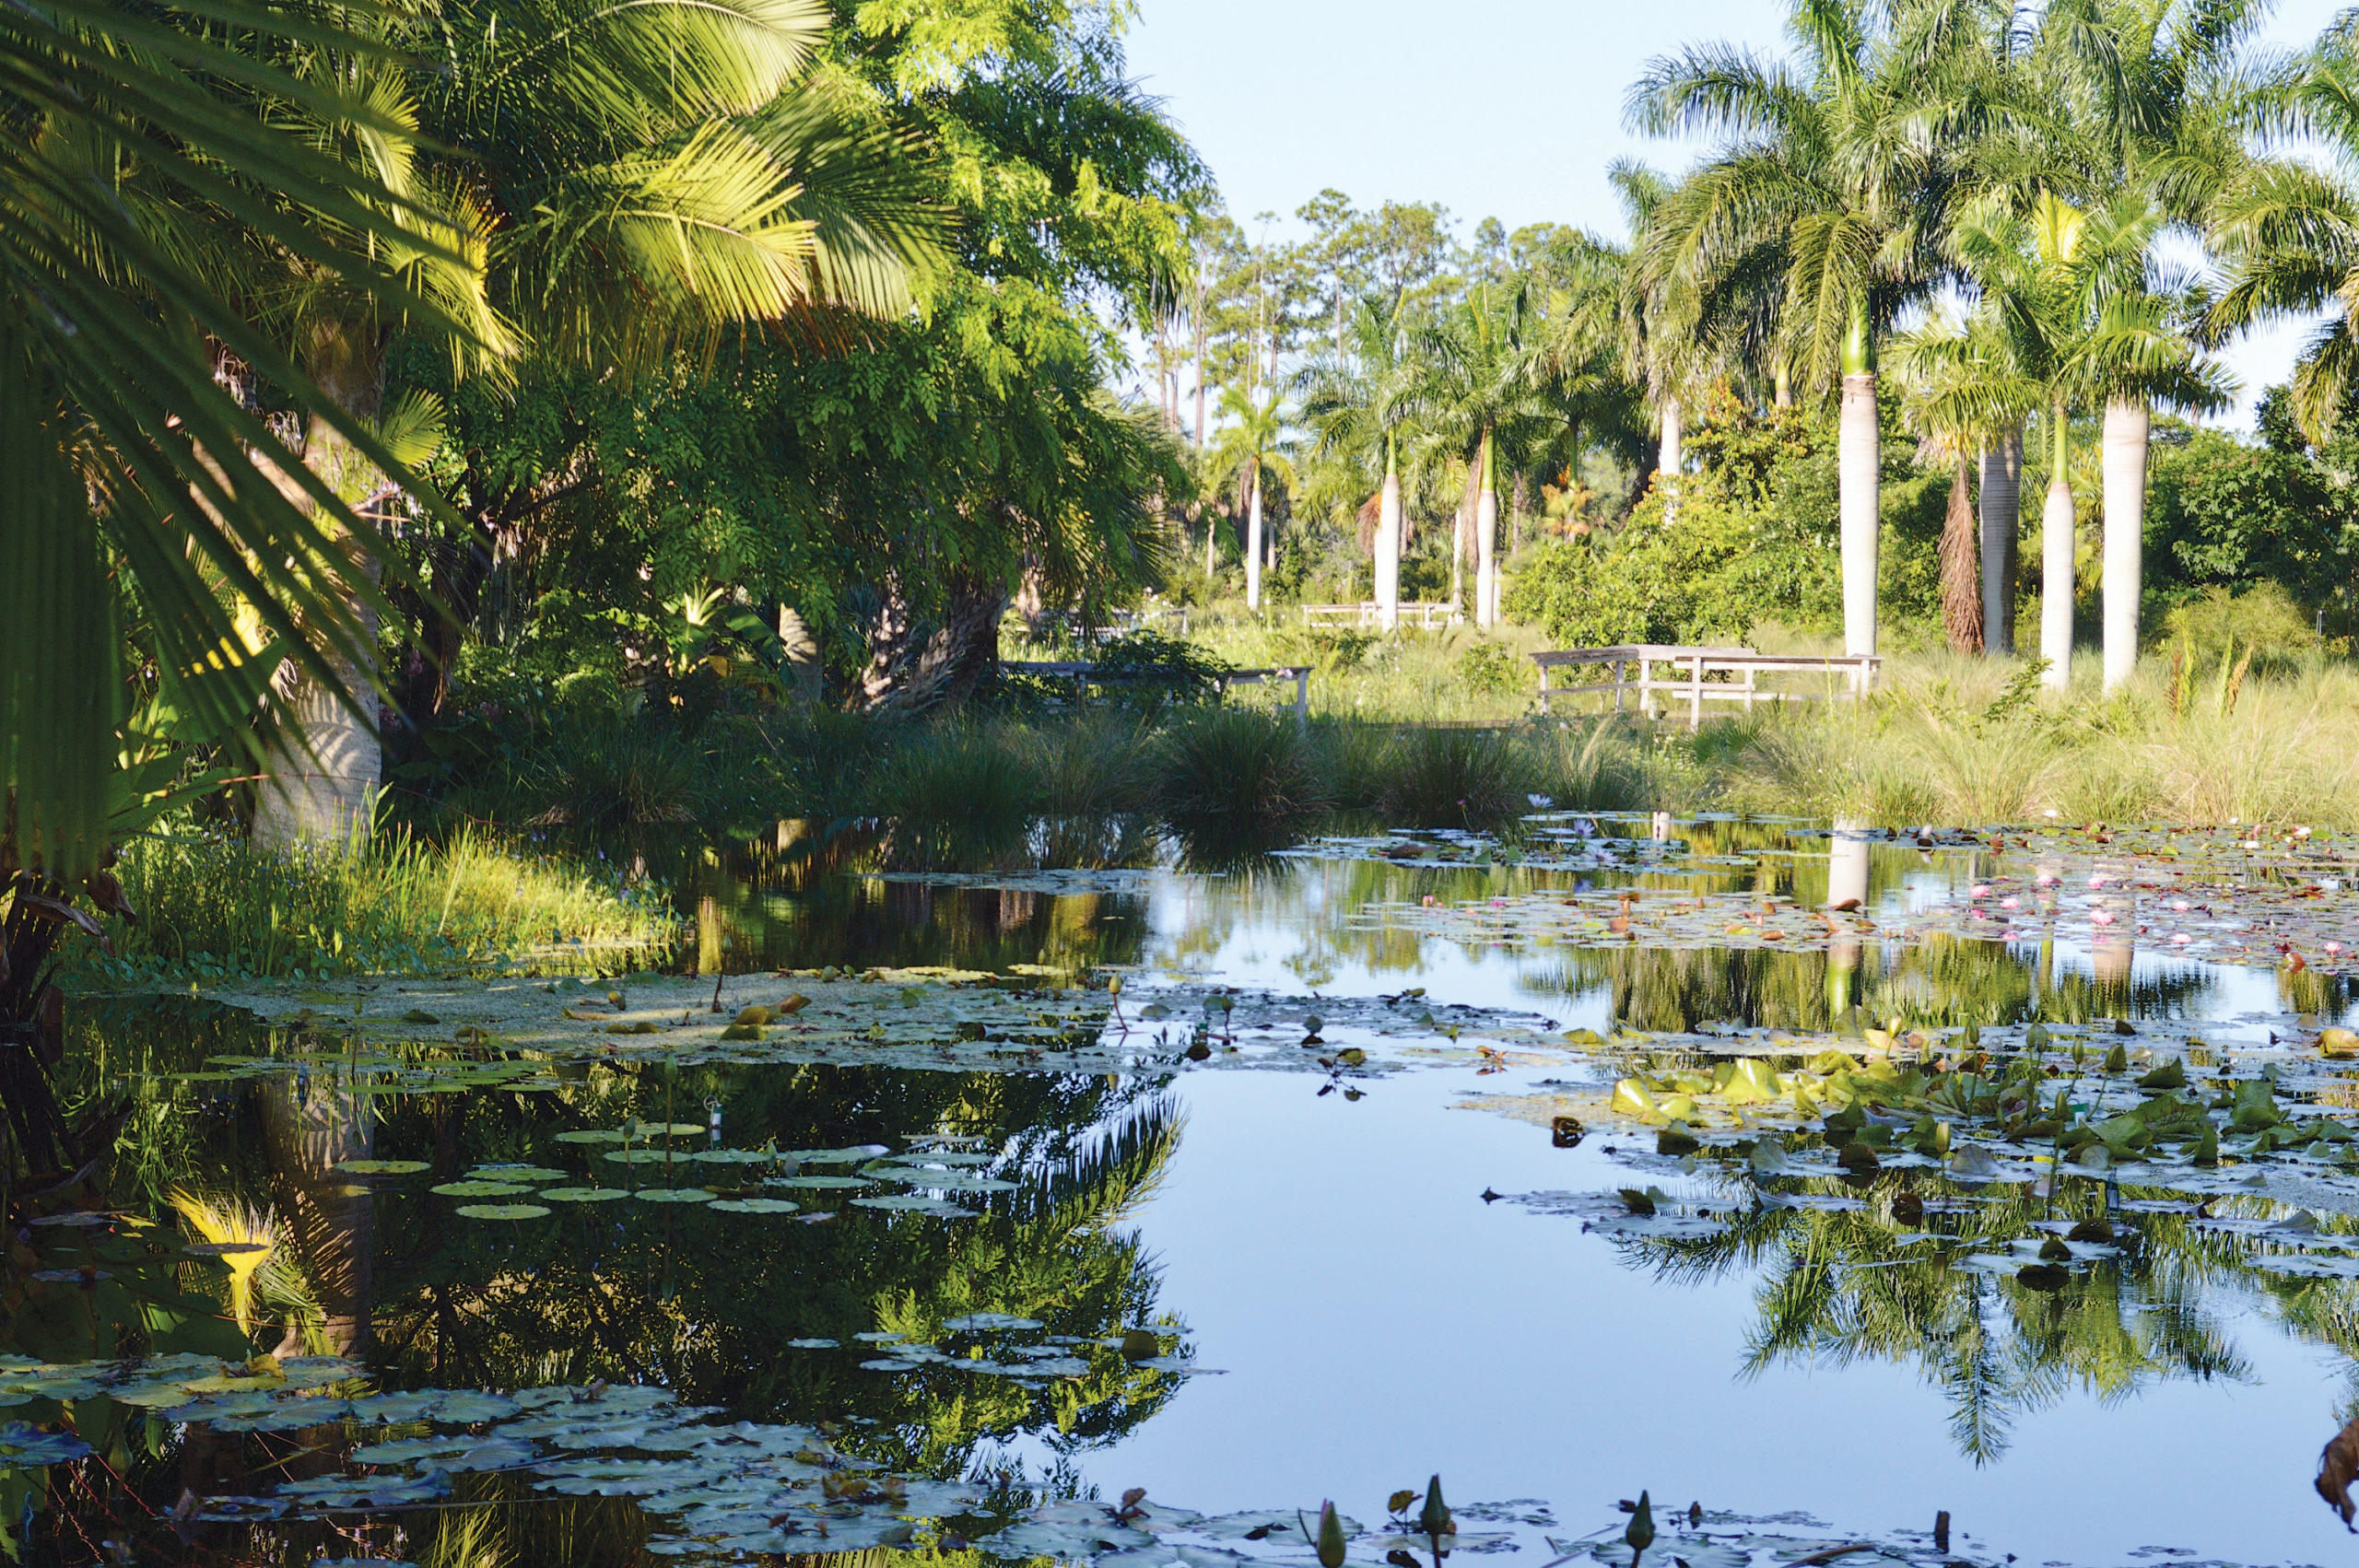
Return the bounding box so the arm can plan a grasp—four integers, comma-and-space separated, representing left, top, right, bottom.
1695, 650, 2359, 828
81, 825, 678, 982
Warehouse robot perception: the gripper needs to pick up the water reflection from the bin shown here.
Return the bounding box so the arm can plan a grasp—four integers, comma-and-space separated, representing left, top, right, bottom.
21, 815, 2359, 1563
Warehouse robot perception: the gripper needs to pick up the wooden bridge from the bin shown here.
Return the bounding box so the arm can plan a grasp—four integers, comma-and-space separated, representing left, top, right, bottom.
1532, 645, 1880, 730
1299, 602, 1463, 629
1004, 661, 1311, 723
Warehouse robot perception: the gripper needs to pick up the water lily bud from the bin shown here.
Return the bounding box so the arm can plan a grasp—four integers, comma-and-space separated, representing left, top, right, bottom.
1109, 976, 1123, 997
1315, 1501, 1347, 1568
1419, 1475, 1451, 1539
1625, 1490, 1655, 1564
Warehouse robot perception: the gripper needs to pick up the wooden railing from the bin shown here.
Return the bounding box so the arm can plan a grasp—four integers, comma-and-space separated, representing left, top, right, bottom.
1532, 645, 1880, 731
1299, 602, 1463, 629
1003, 661, 1310, 724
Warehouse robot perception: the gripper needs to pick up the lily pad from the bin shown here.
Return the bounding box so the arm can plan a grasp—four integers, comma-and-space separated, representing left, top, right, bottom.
455, 1203, 552, 1221
707, 1198, 801, 1213
431, 1180, 534, 1198
334, 1159, 431, 1176
538, 1187, 632, 1203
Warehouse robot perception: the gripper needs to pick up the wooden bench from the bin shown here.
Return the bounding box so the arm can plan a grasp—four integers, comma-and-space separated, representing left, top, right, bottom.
1532, 645, 1880, 731
1299, 602, 1463, 629
1003, 661, 1310, 724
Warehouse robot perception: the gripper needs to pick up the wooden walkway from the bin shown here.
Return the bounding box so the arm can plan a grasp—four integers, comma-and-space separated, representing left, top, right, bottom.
1299, 602, 1463, 629
1004, 661, 1310, 723
1532, 645, 1880, 730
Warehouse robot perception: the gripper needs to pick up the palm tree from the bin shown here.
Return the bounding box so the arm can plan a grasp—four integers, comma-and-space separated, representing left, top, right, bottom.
1629, 0, 1996, 658
1890, 310, 2036, 654
2206, 14, 2359, 443
246, 0, 942, 846
1207, 388, 1294, 612
1, 0, 483, 881
2015, 0, 2267, 689
1554, 163, 1709, 507
1946, 193, 2111, 689
1299, 296, 1418, 628
1410, 280, 1549, 627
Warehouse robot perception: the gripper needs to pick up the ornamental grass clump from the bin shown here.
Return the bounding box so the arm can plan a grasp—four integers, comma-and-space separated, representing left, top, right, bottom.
88, 825, 676, 981
1152, 708, 1331, 836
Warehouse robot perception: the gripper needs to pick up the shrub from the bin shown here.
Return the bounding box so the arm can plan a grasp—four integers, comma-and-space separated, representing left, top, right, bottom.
1457, 639, 1530, 697
871, 723, 1042, 827
1379, 727, 1540, 826
1152, 708, 1330, 835
2160, 582, 2318, 669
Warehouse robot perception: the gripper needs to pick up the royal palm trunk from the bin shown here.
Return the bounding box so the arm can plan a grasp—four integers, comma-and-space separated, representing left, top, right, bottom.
1375, 447, 1402, 631
1475, 433, 1498, 628
1659, 397, 1683, 496
1978, 427, 2021, 655
1245, 468, 1263, 612
2101, 395, 2148, 694
1837, 372, 1880, 657
2040, 400, 2075, 691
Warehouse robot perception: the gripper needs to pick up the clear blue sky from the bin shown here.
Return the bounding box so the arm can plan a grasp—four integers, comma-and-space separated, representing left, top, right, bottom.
1121, 0, 2345, 427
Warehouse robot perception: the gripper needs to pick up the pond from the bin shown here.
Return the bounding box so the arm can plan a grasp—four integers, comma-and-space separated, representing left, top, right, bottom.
23, 813, 2359, 1566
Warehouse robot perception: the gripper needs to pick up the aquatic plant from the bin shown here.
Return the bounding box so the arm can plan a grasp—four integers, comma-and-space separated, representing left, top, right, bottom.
1153, 708, 1332, 836
84, 825, 676, 981
1378, 728, 1541, 826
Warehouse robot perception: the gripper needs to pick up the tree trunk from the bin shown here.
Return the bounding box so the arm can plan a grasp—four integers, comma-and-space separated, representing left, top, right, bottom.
2040, 442, 2075, 693
1376, 461, 1402, 631
1941, 456, 1982, 656
1476, 487, 1499, 629
1451, 452, 1482, 609
1838, 371, 1881, 658
1659, 396, 1683, 495
252, 320, 388, 850
1474, 431, 1498, 627
856, 568, 1007, 713
2101, 395, 2148, 694
1245, 469, 1263, 611
1978, 427, 2021, 655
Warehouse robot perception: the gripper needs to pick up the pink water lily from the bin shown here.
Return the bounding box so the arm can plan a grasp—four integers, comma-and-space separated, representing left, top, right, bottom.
2091, 909, 2117, 925
2000, 896, 2020, 910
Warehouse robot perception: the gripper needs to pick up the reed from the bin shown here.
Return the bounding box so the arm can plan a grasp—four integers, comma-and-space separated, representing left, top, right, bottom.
83, 824, 677, 982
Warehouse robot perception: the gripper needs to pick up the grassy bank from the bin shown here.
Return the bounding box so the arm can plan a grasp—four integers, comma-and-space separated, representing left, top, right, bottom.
73, 825, 678, 984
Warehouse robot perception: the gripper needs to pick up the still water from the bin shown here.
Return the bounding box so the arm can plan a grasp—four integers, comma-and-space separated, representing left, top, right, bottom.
31, 816, 2359, 1565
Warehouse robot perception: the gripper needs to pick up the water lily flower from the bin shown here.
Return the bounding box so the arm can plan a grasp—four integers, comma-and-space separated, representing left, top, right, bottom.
2001, 897, 2020, 909
2171, 932, 2191, 944
1970, 884, 1990, 898
2091, 909, 2116, 925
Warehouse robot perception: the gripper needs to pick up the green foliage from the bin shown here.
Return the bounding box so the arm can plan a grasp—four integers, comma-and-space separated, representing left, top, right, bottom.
1456, 640, 1531, 696
2142, 397, 2359, 628
2160, 584, 2320, 668
1377, 729, 1541, 826
1505, 406, 1842, 645
1088, 631, 1236, 706
1151, 709, 1331, 837
80, 827, 675, 982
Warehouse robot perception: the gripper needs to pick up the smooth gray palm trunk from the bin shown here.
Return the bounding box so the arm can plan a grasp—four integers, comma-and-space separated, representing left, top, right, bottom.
2101, 396, 2148, 694
1838, 373, 1880, 657
1475, 488, 1498, 628
2040, 475, 2074, 691
1245, 471, 1263, 612
1660, 396, 1683, 503
1978, 429, 2021, 656
1376, 472, 1402, 630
